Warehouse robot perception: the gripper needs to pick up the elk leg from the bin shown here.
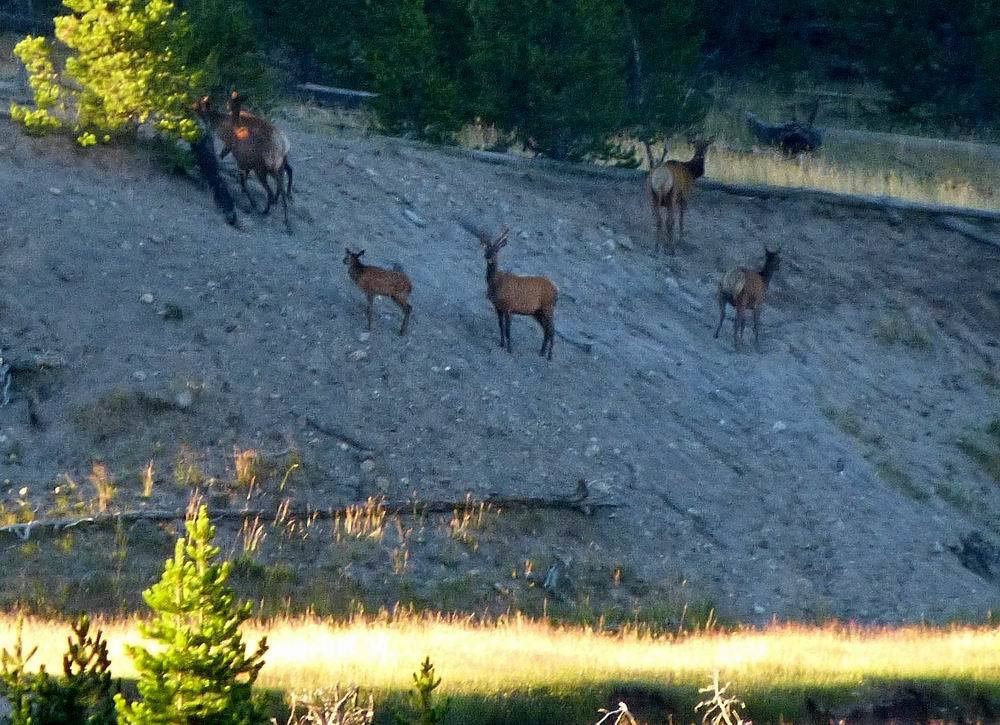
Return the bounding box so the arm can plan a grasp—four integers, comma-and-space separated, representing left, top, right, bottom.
258, 170, 276, 215
665, 202, 675, 255
714, 299, 726, 339
365, 293, 374, 330
495, 308, 505, 348
533, 311, 548, 357
278, 180, 291, 232
752, 307, 763, 353
733, 308, 743, 349
545, 314, 555, 360
504, 313, 513, 354
238, 171, 258, 211
650, 190, 662, 254
284, 160, 294, 196
396, 296, 412, 336
678, 199, 687, 248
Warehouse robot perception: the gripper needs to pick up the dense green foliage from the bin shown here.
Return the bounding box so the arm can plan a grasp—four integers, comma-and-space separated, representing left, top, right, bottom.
12, 0, 201, 144
11, 0, 267, 145
10, 0, 1000, 147
114, 505, 269, 724
0, 614, 115, 725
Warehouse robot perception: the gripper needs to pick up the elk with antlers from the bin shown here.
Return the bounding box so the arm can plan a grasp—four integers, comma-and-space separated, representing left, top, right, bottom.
645, 138, 712, 255
467, 224, 558, 360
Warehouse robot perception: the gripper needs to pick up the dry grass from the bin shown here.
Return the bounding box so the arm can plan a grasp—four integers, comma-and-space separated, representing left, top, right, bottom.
3, 612, 1000, 722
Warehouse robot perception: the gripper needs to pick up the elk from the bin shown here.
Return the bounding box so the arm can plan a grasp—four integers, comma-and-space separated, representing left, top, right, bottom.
194, 93, 293, 229
476, 226, 558, 360
342, 248, 413, 335
645, 138, 712, 254
714, 246, 781, 352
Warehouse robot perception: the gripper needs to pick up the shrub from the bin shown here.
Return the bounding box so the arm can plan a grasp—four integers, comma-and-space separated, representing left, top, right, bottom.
114, 504, 269, 724
12, 0, 202, 146
11, 0, 269, 146
394, 656, 450, 725
0, 613, 116, 725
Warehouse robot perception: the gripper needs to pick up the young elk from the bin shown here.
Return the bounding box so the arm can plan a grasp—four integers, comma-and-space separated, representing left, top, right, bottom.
645, 138, 712, 254
194, 93, 293, 229
714, 246, 781, 352
479, 227, 558, 360
343, 248, 413, 335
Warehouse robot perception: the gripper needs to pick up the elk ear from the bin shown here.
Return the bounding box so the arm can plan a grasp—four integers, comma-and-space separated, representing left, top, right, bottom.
359, 249, 365, 257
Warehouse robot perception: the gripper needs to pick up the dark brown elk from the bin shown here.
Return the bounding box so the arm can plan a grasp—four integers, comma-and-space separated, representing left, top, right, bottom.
343, 248, 413, 335
714, 246, 781, 352
645, 138, 711, 254
194, 93, 293, 229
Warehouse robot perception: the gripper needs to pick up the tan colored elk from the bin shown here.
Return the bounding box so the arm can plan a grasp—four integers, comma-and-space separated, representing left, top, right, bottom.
645, 138, 712, 254
714, 246, 781, 352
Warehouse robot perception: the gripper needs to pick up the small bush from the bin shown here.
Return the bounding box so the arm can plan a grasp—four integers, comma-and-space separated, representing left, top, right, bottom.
394, 657, 449, 725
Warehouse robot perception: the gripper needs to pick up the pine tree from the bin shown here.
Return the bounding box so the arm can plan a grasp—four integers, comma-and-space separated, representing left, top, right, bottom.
114, 505, 268, 725
623, 0, 707, 150
468, 0, 627, 160
364, 0, 460, 140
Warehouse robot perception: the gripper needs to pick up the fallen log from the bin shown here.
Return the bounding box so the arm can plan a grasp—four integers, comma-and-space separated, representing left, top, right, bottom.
0, 492, 619, 540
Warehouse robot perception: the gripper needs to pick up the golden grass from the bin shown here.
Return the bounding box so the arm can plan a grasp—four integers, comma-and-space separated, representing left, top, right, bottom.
4, 612, 1000, 694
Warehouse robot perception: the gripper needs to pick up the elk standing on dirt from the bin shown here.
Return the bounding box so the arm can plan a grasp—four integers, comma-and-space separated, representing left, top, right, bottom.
645, 138, 711, 254
476, 226, 558, 360
343, 248, 413, 335
714, 246, 781, 352
194, 93, 293, 230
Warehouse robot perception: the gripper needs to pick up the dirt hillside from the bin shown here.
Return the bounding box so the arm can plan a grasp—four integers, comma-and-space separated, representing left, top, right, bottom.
1, 114, 999, 623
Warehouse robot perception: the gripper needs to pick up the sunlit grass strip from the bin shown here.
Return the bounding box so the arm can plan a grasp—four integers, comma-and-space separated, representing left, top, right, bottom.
705, 146, 999, 212
4, 613, 1000, 692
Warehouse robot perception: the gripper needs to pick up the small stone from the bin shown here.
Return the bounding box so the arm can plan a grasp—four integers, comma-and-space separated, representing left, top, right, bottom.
375, 476, 390, 491
753, 604, 766, 615
616, 236, 635, 251
48, 187, 62, 195
140, 292, 155, 304
403, 208, 427, 227
358, 332, 371, 343
175, 390, 194, 409
931, 541, 945, 555
343, 154, 360, 168
350, 349, 368, 362
584, 444, 600, 457
773, 420, 788, 432
132, 370, 147, 381
665, 277, 680, 291
360, 459, 376, 474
